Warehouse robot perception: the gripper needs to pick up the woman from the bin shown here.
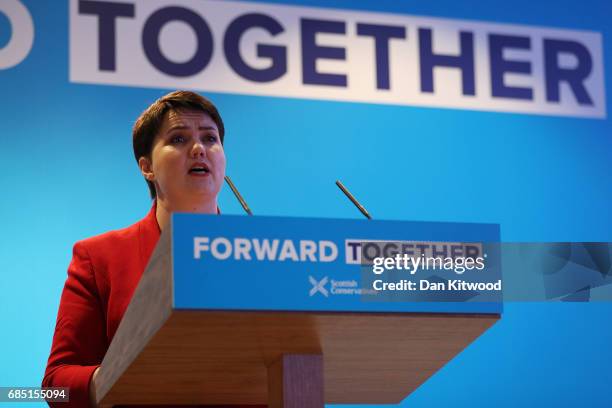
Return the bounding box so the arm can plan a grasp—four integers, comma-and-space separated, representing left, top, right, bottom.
42, 91, 226, 407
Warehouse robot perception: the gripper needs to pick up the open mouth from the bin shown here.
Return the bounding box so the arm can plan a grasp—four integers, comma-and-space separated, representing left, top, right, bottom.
189, 164, 210, 174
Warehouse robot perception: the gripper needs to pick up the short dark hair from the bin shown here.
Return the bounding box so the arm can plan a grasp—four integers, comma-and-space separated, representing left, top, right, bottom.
132, 90, 225, 198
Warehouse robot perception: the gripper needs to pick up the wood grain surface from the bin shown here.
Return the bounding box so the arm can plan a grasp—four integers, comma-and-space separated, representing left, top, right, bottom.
99, 309, 498, 406
268, 354, 324, 408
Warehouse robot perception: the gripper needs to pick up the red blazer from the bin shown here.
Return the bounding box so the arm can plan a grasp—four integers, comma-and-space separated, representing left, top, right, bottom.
44, 204, 265, 408
43, 203, 160, 407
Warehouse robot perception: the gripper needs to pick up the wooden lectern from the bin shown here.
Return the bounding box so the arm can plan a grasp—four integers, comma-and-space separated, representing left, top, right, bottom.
94, 214, 501, 407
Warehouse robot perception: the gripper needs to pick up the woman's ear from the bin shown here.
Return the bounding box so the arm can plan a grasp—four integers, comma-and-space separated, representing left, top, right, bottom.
138, 156, 155, 181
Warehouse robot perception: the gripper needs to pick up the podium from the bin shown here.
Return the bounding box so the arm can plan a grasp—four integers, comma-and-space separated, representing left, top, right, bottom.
94, 214, 502, 407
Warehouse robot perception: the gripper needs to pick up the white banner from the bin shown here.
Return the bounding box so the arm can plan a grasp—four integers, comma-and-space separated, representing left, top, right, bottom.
70, 0, 606, 118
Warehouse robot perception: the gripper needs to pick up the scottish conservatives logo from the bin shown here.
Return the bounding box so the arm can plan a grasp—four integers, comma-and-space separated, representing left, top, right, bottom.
309, 276, 329, 297
308, 275, 376, 297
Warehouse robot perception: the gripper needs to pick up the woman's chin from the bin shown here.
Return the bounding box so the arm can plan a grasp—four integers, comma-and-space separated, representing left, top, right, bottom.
181, 189, 220, 206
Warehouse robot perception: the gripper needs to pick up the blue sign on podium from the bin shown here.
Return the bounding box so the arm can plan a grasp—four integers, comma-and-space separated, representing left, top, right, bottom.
170, 214, 502, 314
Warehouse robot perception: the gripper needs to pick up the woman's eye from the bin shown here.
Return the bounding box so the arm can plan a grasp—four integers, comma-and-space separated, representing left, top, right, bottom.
206, 135, 218, 143
170, 135, 185, 144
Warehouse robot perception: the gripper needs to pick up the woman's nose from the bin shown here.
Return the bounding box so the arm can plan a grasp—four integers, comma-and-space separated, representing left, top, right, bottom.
191, 141, 207, 158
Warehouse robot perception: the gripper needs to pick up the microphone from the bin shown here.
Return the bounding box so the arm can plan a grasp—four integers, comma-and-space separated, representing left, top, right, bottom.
335, 180, 372, 219
224, 175, 253, 215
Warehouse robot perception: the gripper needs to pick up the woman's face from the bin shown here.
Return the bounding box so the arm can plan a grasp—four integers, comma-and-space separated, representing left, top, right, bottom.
140, 109, 226, 209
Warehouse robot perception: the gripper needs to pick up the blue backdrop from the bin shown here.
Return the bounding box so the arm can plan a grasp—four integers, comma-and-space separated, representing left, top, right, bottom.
0, 0, 611, 407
